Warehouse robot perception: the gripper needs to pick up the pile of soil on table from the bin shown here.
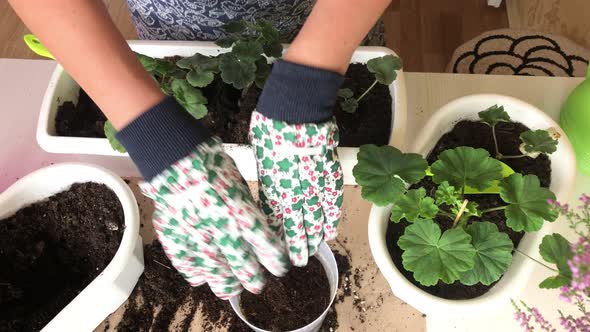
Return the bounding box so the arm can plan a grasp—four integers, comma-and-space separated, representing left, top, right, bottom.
387, 120, 552, 300
240, 256, 331, 331
0, 183, 125, 331
55, 63, 392, 147
116, 242, 349, 332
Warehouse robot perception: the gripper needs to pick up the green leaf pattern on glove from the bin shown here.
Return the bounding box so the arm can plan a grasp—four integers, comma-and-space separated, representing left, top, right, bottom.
250, 111, 344, 267
140, 138, 289, 299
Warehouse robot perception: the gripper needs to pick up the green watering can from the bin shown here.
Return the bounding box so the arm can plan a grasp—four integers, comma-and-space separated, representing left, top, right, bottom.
560, 65, 590, 175
24, 34, 54, 59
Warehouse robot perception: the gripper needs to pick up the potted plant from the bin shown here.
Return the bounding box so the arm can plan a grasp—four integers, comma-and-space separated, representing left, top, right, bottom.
35, 20, 407, 184
358, 95, 577, 315
228, 242, 338, 332
0, 163, 143, 331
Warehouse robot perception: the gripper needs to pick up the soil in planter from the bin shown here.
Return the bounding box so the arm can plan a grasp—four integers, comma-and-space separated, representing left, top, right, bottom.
116, 242, 345, 332
56, 89, 107, 138
240, 256, 331, 331
386, 120, 552, 300
55, 63, 392, 147
238, 63, 393, 147
0, 183, 124, 331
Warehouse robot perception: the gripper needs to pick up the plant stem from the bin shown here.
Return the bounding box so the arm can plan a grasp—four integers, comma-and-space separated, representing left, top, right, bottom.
514, 248, 565, 276
355, 79, 378, 103
491, 124, 501, 158
481, 206, 507, 214
439, 210, 456, 220
501, 155, 528, 159
452, 199, 469, 228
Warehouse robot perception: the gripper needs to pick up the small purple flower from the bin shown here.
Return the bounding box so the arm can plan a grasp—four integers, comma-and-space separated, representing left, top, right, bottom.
580, 193, 590, 206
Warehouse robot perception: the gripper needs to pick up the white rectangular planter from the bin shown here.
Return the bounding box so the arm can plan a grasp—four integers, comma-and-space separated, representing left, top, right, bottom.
368, 94, 577, 316
0, 163, 143, 331
36, 41, 407, 184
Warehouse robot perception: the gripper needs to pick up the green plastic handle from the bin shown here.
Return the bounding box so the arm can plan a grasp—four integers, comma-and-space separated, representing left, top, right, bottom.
24, 34, 54, 59
425, 161, 514, 194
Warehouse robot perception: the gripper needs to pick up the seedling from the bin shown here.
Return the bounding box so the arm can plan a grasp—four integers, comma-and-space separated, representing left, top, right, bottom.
478, 105, 559, 159
353, 107, 560, 287
338, 55, 402, 113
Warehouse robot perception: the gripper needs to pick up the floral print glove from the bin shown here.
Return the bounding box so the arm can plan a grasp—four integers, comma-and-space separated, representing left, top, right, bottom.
139, 138, 289, 298
250, 112, 344, 266
116, 97, 290, 299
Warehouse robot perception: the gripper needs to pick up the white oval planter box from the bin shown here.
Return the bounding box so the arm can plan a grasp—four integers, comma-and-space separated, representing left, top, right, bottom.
0, 163, 144, 331
36, 41, 407, 185
368, 94, 577, 315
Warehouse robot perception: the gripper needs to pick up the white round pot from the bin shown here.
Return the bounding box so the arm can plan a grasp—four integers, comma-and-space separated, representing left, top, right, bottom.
36, 41, 407, 185
228, 242, 338, 332
368, 94, 577, 315
0, 163, 144, 331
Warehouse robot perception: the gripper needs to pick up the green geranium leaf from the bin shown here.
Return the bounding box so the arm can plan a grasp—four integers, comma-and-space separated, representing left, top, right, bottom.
258, 20, 282, 58
338, 88, 354, 99
135, 52, 158, 72
499, 173, 558, 232
463, 201, 482, 218
353, 145, 428, 206
232, 40, 264, 63
520, 130, 558, 155
398, 219, 475, 286
391, 188, 439, 223
435, 181, 460, 206
222, 20, 247, 34
478, 105, 511, 126
177, 54, 220, 72
104, 121, 126, 153
187, 70, 215, 88
254, 58, 271, 89
171, 79, 208, 119
539, 275, 571, 289
340, 98, 359, 113
186, 104, 208, 119
538, 233, 573, 289
258, 19, 280, 42
219, 54, 257, 90
215, 36, 237, 48
459, 222, 513, 286
366, 55, 402, 85
430, 147, 503, 191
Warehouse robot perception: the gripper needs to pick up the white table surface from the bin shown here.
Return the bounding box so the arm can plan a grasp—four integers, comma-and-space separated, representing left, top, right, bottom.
1, 59, 588, 331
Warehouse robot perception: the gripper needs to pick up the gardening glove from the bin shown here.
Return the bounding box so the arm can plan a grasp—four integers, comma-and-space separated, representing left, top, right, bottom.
116, 97, 289, 299
250, 60, 345, 267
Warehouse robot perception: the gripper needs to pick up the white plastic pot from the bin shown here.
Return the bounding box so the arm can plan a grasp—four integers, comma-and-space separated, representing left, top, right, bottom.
368, 94, 577, 315
228, 242, 338, 332
0, 163, 144, 332
36, 41, 407, 185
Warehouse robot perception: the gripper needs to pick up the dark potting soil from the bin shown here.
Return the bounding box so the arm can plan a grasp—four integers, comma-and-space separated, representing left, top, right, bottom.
240, 256, 331, 331
55, 63, 392, 147
116, 242, 345, 332
55, 89, 107, 138
238, 63, 393, 146
0, 183, 124, 331
387, 120, 552, 300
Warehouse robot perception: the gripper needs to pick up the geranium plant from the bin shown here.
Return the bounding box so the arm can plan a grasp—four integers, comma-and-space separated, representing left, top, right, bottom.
353, 105, 559, 287
512, 194, 590, 331
338, 54, 402, 113
104, 19, 281, 152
